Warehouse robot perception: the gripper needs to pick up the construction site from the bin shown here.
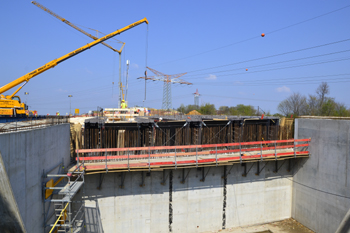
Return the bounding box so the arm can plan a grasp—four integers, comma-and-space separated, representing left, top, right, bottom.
1, 115, 350, 233
1, 1, 350, 233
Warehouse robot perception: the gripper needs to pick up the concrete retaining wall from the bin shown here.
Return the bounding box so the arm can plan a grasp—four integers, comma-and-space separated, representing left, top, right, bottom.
0, 124, 71, 233
82, 161, 293, 233
293, 119, 350, 233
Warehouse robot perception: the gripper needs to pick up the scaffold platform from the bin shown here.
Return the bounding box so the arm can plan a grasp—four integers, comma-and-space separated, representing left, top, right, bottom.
71, 139, 310, 174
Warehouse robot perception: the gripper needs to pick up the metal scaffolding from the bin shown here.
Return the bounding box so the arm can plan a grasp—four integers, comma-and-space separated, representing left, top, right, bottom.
43, 160, 85, 233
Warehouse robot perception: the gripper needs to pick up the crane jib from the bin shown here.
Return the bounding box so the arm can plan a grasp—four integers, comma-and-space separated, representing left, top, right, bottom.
0, 18, 148, 95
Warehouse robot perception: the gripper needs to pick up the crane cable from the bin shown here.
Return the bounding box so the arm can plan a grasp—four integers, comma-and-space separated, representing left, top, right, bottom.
144, 24, 149, 102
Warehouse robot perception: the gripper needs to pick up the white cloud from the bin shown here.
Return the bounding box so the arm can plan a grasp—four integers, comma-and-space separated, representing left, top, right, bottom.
57, 88, 68, 93
85, 68, 93, 75
238, 91, 245, 95
235, 81, 243, 85
276, 86, 291, 93
131, 63, 139, 69
205, 74, 217, 80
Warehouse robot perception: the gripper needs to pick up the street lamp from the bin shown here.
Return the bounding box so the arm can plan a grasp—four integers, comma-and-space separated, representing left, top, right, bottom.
68, 95, 73, 116
24, 92, 29, 105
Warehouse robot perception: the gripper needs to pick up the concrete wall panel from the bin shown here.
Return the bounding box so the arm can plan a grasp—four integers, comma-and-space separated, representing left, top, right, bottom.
226, 162, 293, 228
0, 124, 71, 233
293, 119, 350, 233
83, 163, 293, 233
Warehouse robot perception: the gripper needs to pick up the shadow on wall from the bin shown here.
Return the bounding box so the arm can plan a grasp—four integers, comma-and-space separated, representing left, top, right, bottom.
0, 193, 25, 233
82, 162, 297, 199
80, 161, 301, 232
85, 201, 104, 233
0, 151, 26, 233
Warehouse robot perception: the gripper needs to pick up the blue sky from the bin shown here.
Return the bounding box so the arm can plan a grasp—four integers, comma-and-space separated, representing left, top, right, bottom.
1, 1, 350, 115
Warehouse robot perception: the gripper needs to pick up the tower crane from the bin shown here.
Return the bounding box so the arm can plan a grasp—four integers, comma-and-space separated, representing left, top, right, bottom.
0, 18, 149, 117
32, 1, 126, 106
138, 67, 192, 110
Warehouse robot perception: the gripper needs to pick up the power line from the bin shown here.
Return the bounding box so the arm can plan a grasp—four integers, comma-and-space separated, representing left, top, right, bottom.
194, 73, 350, 86
151, 4, 350, 67
23, 40, 350, 94
185, 49, 350, 78
196, 78, 350, 87
185, 38, 350, 75
267, 4, 350, 35
201, 94, 280, 103
152, 36, 259, 67
191, 57, 350, 81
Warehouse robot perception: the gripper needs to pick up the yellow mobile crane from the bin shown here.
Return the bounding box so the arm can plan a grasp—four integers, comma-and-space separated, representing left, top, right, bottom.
0, 18, 148, 117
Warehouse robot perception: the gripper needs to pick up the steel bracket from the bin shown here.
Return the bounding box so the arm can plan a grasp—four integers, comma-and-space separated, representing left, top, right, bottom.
273, 160, 286, 173
119, 172, 126, 189
200, 167, 211, 182
140, 171, 145, 187
221, 165, 227, 179
97, 173, 105, 190
161, 170, 169, 185
287, 159, 293, 172
181, 168, 191, 184
256, 161, 268, 175
242, 163, 254, 177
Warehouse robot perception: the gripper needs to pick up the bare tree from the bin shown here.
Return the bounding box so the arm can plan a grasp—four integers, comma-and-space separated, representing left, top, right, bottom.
278, 82, 350, 117
316, 82, 329, 108
278, 92, 307, 116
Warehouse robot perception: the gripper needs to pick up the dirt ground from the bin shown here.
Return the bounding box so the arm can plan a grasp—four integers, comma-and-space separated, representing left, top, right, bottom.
201, 218, 314, 233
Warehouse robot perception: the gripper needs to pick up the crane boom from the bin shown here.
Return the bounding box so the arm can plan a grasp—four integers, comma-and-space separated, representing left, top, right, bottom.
0, 18, 148, 95
31, 1, 124, 54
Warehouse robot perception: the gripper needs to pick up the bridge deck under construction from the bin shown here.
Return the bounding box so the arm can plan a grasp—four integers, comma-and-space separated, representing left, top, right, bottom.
71, 139, 310, 174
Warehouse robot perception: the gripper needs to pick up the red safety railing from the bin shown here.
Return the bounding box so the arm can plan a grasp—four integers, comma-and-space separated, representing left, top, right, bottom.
75, 138, 310, 171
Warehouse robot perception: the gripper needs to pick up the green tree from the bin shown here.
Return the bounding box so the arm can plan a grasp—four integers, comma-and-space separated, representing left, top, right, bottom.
236, 104, 257, 116
177, 104, 186, 114
335, 103, 350, 117
177, 104, 199, 114
306, 94, 318, 116
218, 106, 230, 115
199, 103, 216, 115
320, 98, 336, 116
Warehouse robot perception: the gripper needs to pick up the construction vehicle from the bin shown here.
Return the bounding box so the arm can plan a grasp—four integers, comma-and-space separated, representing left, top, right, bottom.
0, 18, 148, 117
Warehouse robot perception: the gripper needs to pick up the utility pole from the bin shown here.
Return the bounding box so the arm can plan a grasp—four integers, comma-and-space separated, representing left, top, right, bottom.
126, 60, 130, 104
68, 95, 73, 116
118, 52, 122, 107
